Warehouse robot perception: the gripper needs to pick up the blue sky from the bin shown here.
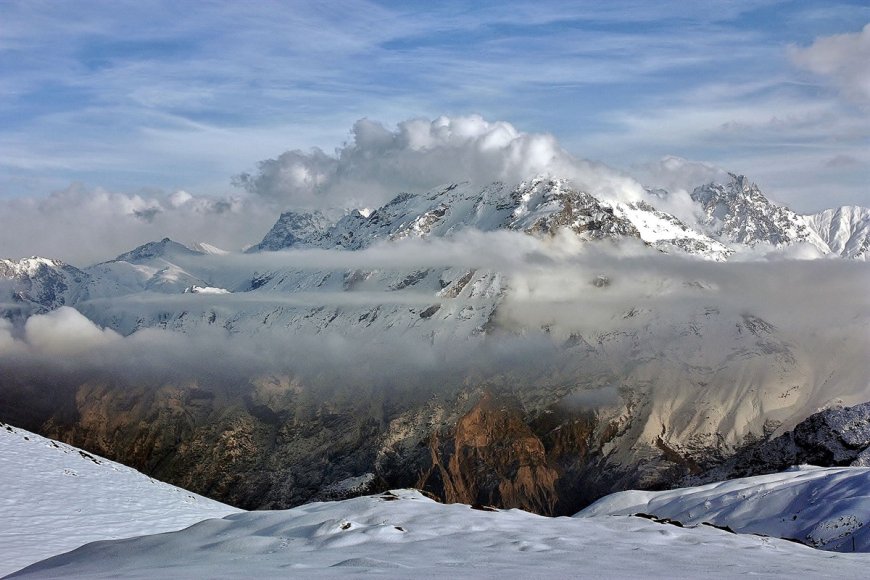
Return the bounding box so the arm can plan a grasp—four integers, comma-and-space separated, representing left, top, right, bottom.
0, 0, 868, 212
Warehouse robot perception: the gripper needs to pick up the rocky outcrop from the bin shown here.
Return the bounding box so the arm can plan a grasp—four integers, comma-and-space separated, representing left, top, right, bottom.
691, 402, 870, 484
691, 174, 829, 252
417, 393, 559, 514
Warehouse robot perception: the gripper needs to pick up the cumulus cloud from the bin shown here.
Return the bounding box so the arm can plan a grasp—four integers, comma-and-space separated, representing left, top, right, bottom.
234, 115, 646, 210
636, 156, 730, 195
21, 307, 120, 355
789, 23, 870, 104
630, 156, 731, 226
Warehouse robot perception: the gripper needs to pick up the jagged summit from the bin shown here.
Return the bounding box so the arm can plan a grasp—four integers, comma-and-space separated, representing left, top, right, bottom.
0, 256, 68, 276
251, 210, 333, 252
691, 174, 829, 252
112, 238, 203, 264
251, 178, 731, 260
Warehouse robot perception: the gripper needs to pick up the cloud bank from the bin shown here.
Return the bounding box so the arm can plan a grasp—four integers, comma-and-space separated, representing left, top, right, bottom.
0, 184, 277, 265
2, 234, 868, 388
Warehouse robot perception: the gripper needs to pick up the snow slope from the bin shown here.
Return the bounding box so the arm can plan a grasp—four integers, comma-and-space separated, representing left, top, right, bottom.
11, 488, 870, 579
577, 465, 870, 552
0, 422, 241, 577
806, 206, 870, 260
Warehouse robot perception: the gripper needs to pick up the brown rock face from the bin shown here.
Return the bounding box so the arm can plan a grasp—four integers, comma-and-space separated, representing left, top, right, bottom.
0, 373, 700, 515
418, 393, 559, 515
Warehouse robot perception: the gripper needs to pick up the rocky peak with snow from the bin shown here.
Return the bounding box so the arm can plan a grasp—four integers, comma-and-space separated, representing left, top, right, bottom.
252, 178, 731, 260
691, 173, 830, 252
0, 257, 88, 314
251, 210, 334, 252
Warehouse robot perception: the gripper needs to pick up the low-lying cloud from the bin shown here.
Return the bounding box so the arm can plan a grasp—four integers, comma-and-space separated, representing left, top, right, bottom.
0, 184, 277, 266
2, 232, 868, 395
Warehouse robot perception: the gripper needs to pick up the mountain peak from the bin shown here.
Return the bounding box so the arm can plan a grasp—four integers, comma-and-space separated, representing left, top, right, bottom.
691, 176, 829, 251
0, 256, 67, 274
251, 210, 333, 252
249, 178, 737, 260
0, 257, 88, 313
113, 238, 202, 263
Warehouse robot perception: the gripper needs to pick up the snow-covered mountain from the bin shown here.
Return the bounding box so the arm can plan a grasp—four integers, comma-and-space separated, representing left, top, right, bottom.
2, 173, 865, 320
11, 487, 870, 579
253, 178, 732, 260
83, 237, 211, 299
0, 257, 88, 317
0, 421, 240, 577
805, 205, 870, 260
251, 209, 333, 251
578, 465, 870, 552
690, 174, 830, 253
1, 171, 868, 519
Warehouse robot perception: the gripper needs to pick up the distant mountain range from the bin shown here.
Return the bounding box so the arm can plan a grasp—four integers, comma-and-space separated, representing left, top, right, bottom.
2, 174, 867, 317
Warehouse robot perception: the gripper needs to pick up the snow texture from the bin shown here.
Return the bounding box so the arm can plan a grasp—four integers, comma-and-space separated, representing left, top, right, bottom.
0, 422, 240, 577
11, 488, 870, 579
805, 206, 870, 260
578, 465, 870, 552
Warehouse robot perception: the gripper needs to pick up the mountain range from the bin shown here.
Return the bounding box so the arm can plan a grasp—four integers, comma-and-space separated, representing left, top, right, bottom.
0, 172, 868, 516
1, 173, 867, 320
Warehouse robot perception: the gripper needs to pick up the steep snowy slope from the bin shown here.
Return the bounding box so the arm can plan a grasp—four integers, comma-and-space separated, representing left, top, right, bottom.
578, 465, 870, 552
806, 206, 870, 260
0, 422, 241, 577
12, 489, 870, 579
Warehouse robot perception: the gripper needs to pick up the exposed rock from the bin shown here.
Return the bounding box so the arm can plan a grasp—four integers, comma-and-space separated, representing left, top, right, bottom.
690, 402, 870, 484
417, 392, 559, 514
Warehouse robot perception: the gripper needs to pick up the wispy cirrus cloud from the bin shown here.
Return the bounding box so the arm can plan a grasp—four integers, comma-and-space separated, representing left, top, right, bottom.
0, 0, 867, 212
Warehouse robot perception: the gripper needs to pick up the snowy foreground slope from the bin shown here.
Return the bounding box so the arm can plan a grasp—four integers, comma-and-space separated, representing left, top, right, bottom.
0, 423, 241, 577
4, 424, 869, 579
578, 465, 870, 552
11, 489, 870, 579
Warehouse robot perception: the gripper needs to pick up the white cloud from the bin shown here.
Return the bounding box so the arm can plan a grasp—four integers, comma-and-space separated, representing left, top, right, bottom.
234, 115, 645, 210
0, 318, 16, 352
21, 306, 120, 355
0, 184, 277, 265
0, 236, 867, 395
789, 23, 870, 104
